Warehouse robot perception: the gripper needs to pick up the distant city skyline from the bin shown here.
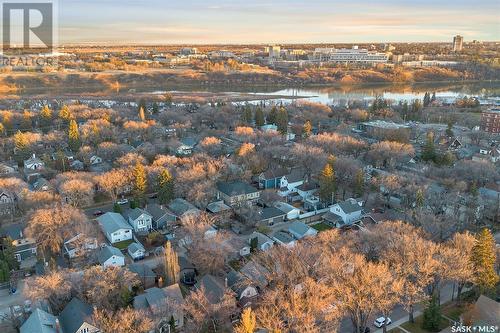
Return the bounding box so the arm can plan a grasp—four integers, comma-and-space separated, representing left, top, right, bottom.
59, 0, 499, 45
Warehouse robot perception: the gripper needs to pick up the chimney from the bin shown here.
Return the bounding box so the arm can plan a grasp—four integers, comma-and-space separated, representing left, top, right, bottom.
55, 318, 60, 333
32, 153, 36, 159
224, 277, 228, 288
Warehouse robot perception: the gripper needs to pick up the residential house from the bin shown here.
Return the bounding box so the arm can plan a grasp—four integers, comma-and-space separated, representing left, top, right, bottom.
257, 207, 287, 226
296, 182, 318, 200
97, 212, 133, 244
274, 201, 300, 220
323, 198, 364, 228
30, 177, 51, 192
195, 274, 227, 304
133, 284, 185, 331
0, 190, 16, 215
97, 245, 125, 267
226, 270, 258, 305
258, 168, 289, 189
59, 297, 99, 333
179, 255, 196, 285
128, 242, 146, 261
216, 181, 260, 207
278, 168, 307, 197
129, 263, 157, 289
461, 295, 500, 328
89, 155, 103, 165
176, 137, 197, 156
0, 223, 37, 264
145, 203, 177, 230
0, 161, 18, 175
70, 160, 84, 171
240, 261, 270, 290
20, 308, 59, 333
288, 221, 318, 240
272, 231, 296, 248
247, 232, 274, 251
23, 154, 44, 170
206, 200, 232, 218
126, 208, 153, 234
168, 198, 200, 219
63, 234, 98, 259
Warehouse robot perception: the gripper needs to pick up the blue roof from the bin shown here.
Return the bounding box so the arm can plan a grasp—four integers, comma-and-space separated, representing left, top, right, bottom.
97, 212, 132, 234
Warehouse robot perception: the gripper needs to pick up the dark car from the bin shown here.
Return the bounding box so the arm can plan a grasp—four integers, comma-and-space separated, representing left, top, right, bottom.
93, 210, 104, 217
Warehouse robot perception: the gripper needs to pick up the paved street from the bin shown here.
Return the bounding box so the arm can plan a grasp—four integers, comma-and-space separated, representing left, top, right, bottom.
339, 282, 459, 333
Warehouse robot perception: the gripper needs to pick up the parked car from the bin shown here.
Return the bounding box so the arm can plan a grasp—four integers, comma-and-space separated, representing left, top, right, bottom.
93, 210, 104, 217
116, 198, 128, 205
374, 317, 392, 328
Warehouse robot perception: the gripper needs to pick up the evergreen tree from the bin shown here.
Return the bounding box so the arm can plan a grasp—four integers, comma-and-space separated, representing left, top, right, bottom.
354, 170, 364, 197
319, 163, 336, 204
243, 105, 253, 124
422, 132, 436, 162
168, 316, 176, 333
276, 106, 288, 135
234, 307, 257, 333
0, 260, 10, 283
471, 228, 499, 292
113, 202, 122, 213
422, 295, 441, 332
0, 237, 19, 271
13, 131, 29, 156
152, 102, 159, 114
431, 92, 436, 102
164, 241, 180, 286
68, 119, 81, 152
133, 161, 147, 201
445, 122, 454, 137
268, 106, 278, 124
254, 107, 265, 127
303, 120, 312, 138
423, 92, 431, 107
415, 188, 425, 208
157, 169, 174, 204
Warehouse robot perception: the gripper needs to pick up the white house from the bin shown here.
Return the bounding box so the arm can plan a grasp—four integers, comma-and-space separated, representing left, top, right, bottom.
288, 221, 318, 240
97, 212, 133, 244
274, 201, 300, 220
89, 155, 103, 165
323, 198, 363, 228
23, 154, 44, 170
98, 245, 125, 267
247, 232, 274, 251
128, 242, 146, 261
126, 208, 153, 233
63, 234, 98, 259
272, 231, 296, 248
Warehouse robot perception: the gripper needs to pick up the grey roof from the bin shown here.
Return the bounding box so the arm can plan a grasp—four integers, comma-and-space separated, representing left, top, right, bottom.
20, 308, 58, 333
1, 223, 24, 240
322, 211, 342, 223
288, 221, 311, 237
97, 245, 124, 264
126, 208, 152, 221
168, 198, 199, 217
337, 199, 362, 214
179, 255, 195, 271
206, 201, 232, 213
240, 261, 270, 287
145, 203, 176, 222
296, 182, 318, 191
471, 295, 500, 326
180, 137, 197, 147
272, 231, 295, 244
216, 181, 259, 196
261, 168, 288, 180
226, 270, 249, 296
97, 212, 132, 234
59, 298, 94, 333
128, 263, 156, 279
259, 207, 286, 220
274, 201, 297, 214
127, 242, 145, 254
285, 168, 306, 183
134, 285, 183, 314
195, 274, 225, 304
479, 187, 500, 200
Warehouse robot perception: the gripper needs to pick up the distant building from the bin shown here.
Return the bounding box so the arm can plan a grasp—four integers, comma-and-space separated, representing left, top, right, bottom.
313, 46, 388, 64
453, 35, 464, 52
180, 47, 198, 55
358, 120, 412, 140
268, 45, 281, 59
480, 108, 500, 134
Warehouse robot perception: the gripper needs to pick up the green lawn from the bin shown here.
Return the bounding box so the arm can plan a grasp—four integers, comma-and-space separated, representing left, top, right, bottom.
113, 239, 134, 250
311, 222, 333, 232
441, 302, 469, 322
401, 315, 449, 333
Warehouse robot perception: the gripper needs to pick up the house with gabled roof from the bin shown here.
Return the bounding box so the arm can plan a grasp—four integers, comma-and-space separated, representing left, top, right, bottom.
98, 245, 125, 267
20, 308, 59, 333
97, 212, 133, 244
216, 181, 260, 207
323, 198, 363, 228
59, 297, 99, 333
145, 203, 176, 230
125, 208, 153, 234
288, 221, 318, 240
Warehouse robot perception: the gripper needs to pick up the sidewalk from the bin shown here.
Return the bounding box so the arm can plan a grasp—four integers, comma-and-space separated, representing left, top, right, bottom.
373, 310, 422, 333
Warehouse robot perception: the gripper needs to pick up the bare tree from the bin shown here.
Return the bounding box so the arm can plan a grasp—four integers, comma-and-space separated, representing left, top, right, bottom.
92, 308, 153, 333
24, 270, 72, 313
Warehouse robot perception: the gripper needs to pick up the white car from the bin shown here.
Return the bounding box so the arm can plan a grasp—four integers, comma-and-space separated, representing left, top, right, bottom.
116, 198, 128, 205
374, 317, 392, 328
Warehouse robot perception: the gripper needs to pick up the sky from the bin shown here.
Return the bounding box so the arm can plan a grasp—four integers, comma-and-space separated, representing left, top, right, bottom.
58, 0, 500, 44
